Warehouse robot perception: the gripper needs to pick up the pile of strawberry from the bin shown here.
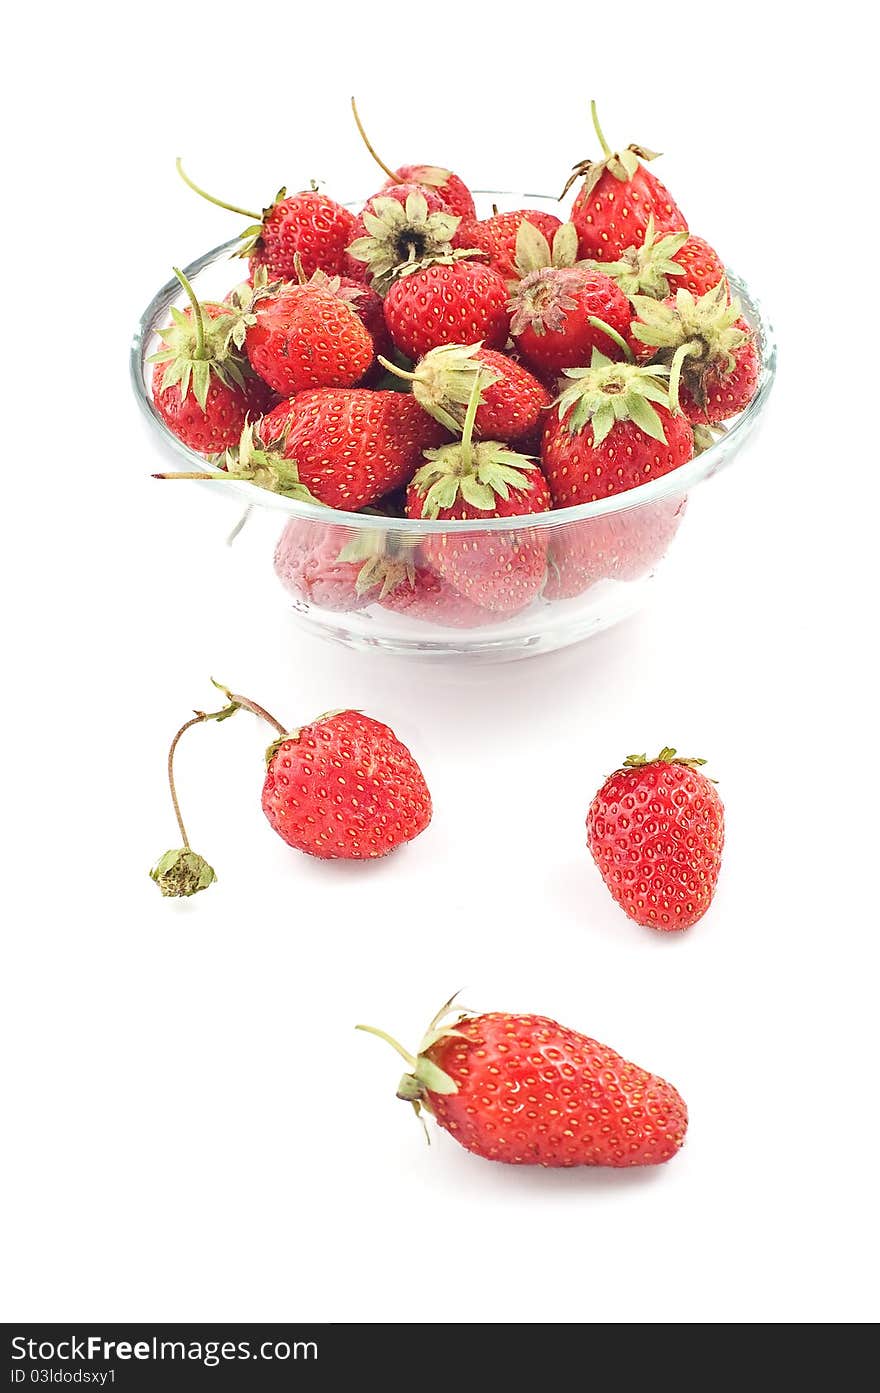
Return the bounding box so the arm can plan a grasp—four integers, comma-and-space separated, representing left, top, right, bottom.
152, 102, 760, 618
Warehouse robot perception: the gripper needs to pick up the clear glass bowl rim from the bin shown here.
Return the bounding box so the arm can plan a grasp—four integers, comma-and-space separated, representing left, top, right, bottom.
131, 195, 776, 537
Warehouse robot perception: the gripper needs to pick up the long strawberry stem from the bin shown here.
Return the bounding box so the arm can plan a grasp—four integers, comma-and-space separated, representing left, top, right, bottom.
591, 100, 612, 158
589, 317, 635, 363
355, 1024, 418, 1067
176, 158, 261, 220
459, 371, 483, 468
172, 267, 207, 360
350, 97, 398, 182
166, 702, 240, 849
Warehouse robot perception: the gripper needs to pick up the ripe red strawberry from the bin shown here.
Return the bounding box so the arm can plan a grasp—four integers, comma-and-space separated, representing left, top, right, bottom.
150, 684, 431, 894
230, 276, 374, 396
599, 216, 725, 301
177, 161, 357, 281
263, 710, 431, 859
261, 389, 448, 511
358, 1001, 688, 1167
319, 273, 393, 359
379, 566, 493, 628
381, 342, 552, 446
149, 269, 273, 453
406, 376, 550, 611
587, 747, 724, 930
541, 352, 694, 508
510, 266, 633, 377
273, 519, 374, 612
630, 280, 759, 424
458, 209, 563, 281
384, 257, 511, 360
563, 102, 687, 262
343, 185, 462, 288
351, 98, 476, 221
544, 496, 688, 598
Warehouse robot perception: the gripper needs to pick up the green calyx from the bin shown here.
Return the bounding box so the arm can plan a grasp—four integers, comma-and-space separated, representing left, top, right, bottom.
598, 214, 690, 299
511, 218, 581, 283
150, 848, 217, 898
623, 747, 708, 771
555, 349, 672, 446
218, 419, 321, 503
561, 100, 661, 199
148, 267, 252, 411
347, 191, 462, 293
379, 342, 502, 435
410, 370, 537, 518
631, 280, 747, 407
335, 530, 420, 599
356, 996, 475, 1131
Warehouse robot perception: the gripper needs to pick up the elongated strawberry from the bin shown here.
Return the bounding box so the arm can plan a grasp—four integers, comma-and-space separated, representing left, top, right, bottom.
343, 185, 462, 289
358, 1000, 688, 1167
541, 351, 693, 507
563, 102, 686, 262
384, 256, 511, 360
350, 98, 476, 221
177, 160, 356, 281
406, 375, 550, 611
599, 215, 725, 301
587, 747, 724, 930
149, 269, 273, 453
510, 266, 634, 376
631, 280, 759, 425
262, 389, 448, 510
458, 209, 564, 281
150, 683, 431, 894
380, 342, 551, 445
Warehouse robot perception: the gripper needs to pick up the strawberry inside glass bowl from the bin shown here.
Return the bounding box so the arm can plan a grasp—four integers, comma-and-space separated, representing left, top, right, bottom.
131, 192, 775, 661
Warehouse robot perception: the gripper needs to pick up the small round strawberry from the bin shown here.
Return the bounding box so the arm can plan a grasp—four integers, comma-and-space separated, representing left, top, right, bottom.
541, 352, 694, 507
384, 257, 511, 360
176, 160, 356, 281
406, 374, 550, 612
564, 102, 687, 262
358, 1000, 688, 1167
150, 683, 431, 893
233, 276, 374, 396
630, 280, 759, 424
510, 266, 634, 376
149, 269, 274, 453
262, 388, 448, 511
381, 342, 551, 446
599, 215, 725, 301
587, 747, 724, 930
458, 209, 563, 281
351, 98, 476, 221
344, 186, 462, 289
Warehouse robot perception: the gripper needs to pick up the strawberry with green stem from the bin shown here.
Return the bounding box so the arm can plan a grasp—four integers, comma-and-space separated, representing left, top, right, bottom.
149, 268, 273, 452
344, 187, 463, 292
176, 159, 357, 282
406, 373, 550, 611
509, 262, 635, 377
563, 101, 687, 262
153, 418, 321, 503
357, 998, 688, 1166
151, 682, 432, 892
350, 97, 476, 221
597, 214, 725, 301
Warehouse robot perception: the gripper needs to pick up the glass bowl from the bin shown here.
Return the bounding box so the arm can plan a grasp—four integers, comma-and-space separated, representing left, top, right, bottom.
131, 192, 776, 661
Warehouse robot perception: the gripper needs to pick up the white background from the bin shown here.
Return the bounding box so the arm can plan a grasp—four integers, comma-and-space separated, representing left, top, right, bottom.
2, 0, 877, 1325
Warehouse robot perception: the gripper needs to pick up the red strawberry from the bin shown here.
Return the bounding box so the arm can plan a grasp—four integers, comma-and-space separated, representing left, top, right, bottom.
587, 747, 724, 930
262, 389, 448, 511
350, 98, 476, 221
263, 710, 431, 859
321, 274, 393, 359
379, 566, 493, 628
232, 276, 374, 396
541, 352, 694, 508
544, 496, 687, 598
149, 269, 273, 453
176, 161, 357, 282
150, 684, 431, 894
273, 519, 374, 613
382, 342, 551, 446
344, 185, 462, 288
406, 375, 550, 611
563, 102, 687, 262
384, 257, 511, 360
459, 209, 563, 281
510, 266, 633, 377
599, 216, 725, 301
630, 280, 759, 425
358, 1001, 688, 1167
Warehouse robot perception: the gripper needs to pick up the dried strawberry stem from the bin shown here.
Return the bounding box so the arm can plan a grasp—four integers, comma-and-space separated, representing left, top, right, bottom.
153, 471, 225, 481
172, 266, 207, 360
591, 100, 612, 158
350, 97, 398, 182
175, 158, 260, 221
166, 703, 240, 850
213, 681, 287, 737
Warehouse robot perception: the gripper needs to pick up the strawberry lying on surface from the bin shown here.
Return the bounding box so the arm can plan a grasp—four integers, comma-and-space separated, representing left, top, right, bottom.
358, 999, 688, 1167
587, 747, 725, 930
150, 682, 432, 895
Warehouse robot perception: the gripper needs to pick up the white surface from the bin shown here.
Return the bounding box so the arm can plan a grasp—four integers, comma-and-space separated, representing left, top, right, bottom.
2, 1, 877, 1325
